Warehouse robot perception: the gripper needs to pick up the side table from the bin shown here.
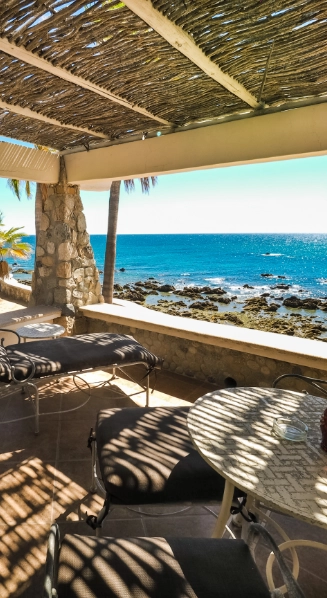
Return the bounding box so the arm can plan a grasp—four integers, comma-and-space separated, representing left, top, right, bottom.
16, 322, 65, 342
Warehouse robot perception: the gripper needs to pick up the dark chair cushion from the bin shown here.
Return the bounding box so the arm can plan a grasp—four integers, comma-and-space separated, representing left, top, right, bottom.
57, 535, 271, 598
1, 333, 163, 382
96, 406, 230, 505
0, 345, 12, 381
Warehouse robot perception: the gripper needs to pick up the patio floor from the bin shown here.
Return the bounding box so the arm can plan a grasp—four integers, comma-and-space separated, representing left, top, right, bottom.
0, 366, 326, 597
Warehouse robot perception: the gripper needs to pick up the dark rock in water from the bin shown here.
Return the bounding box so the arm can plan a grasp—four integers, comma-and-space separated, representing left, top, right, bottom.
114, 284, 123, 291
189, 301, 217, 311
208, 294, 224, 302
189, 301, 205, 310
158, 284, 175, 292
261, 293, 270, 297
261, 273, 273, 277
123, 284, 130, 289
244, 297, 268, 311
204, 287, 226, 295
175, 301, 187, 307
272, 284, 290, 290
264, 253, 271, 255
267, 303, 279, 312
119, 267, 125, 272
217, 296, 231, 304
302, 299, 319, 310
148, 290, 159, 295
124, 291, 145, 302
231, 295, 237, 300
275, 296, 284, 301
283, 296, 302, 308
283, 296, 319, 311
243, 284, 254, 289
15, 268, 30, 274
99, 270, 103, 274
149, 277, 155, 280
277, 276, 286, 279
134, 281, 144, 287
143, 281, 159, 290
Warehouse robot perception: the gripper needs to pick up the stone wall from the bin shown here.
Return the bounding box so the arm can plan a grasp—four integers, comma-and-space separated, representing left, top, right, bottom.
86, 317, 327, 393
0, 278, 31, 304
30, 159, 102, 333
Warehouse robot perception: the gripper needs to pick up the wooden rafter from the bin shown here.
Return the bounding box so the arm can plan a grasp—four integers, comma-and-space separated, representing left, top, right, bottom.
123, 0, 260, 109
0, 37, 171, 126
0, 99, 108, 139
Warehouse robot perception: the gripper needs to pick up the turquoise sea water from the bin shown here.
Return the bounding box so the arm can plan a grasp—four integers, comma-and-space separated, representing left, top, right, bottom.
11, 233, 327, 298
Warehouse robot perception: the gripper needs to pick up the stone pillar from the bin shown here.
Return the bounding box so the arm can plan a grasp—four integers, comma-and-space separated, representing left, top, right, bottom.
30, 158, 103, 334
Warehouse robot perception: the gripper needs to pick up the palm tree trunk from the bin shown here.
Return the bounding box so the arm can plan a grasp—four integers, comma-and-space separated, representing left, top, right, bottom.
103, 180, 121, 303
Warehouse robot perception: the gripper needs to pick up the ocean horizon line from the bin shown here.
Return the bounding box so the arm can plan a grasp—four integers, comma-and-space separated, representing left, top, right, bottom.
22, 232, 327, 237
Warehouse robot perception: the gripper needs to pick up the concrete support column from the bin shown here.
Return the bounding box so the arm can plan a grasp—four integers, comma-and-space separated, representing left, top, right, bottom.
30, 158, 103, 333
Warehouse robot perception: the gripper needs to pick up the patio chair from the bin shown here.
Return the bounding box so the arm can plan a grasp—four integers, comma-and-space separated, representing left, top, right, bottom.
86, 406, 243, 532
273, 373, 327, 397
44, 522, 306, 598
0, 331, 163, 434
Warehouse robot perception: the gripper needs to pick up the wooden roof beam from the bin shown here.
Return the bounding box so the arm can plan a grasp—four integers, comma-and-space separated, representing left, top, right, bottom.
123, 0, 260, 109
0, 99, 108, 139
0, 37, 171, 126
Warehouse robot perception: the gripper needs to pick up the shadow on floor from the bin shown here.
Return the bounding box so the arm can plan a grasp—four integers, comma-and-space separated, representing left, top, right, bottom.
0, 368, 326, 597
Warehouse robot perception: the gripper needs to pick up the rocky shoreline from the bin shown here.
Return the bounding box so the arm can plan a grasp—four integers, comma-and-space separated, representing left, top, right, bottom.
11, 272, 327, 341
113, 278, 327, 341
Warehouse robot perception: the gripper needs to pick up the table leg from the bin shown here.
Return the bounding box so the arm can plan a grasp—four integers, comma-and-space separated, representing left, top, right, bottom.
241, 494, 254, 541
211, 479, 234, 538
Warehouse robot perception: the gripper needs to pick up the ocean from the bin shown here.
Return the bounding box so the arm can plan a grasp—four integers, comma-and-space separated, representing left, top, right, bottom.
10, 233, 327, 299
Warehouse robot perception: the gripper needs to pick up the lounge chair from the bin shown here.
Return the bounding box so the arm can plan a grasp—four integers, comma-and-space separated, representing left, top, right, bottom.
0, 331, 163, 434
44, 522, 305, 597
86, 405, 243, 531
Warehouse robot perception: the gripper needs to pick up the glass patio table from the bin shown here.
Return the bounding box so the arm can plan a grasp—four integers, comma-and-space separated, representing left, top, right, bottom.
187, 387, 327, 591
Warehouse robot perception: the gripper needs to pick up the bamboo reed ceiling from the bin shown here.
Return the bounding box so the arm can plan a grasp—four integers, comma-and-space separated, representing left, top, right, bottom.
0, 0, 326, 151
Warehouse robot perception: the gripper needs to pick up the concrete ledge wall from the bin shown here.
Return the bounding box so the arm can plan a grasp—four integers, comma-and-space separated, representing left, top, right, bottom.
81, 301, 327, 394
0, 278, 31, 303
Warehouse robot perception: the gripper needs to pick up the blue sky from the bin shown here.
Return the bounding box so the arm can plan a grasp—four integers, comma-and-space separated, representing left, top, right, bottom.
0, 136, 326, 234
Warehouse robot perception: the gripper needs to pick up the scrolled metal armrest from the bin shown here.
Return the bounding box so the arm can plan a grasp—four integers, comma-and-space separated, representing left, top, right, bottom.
10, 356, 36, 384
248, 523, 305, 598
0, 328, 21, 346
0, 336, 36, 384
273, 373, 327, 397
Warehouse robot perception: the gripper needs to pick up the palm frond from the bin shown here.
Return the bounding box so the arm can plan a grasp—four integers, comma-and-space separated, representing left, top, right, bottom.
123, 179, 135, 194
140, 177, 151, 194
7, 179, 21, 200
25, 180, 32, 199
140, 177, 158, 194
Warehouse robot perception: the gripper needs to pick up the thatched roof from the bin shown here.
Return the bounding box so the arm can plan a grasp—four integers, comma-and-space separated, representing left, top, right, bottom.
0, 0, 326, 152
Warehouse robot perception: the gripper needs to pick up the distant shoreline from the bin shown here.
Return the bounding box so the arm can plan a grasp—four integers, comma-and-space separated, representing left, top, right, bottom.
9, 272, 327, 341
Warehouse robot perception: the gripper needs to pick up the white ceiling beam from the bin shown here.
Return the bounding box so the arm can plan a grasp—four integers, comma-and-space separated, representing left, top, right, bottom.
0, 142, 59, 183
0, 99, 108, 139
0, 37, 171, 126
123, 0, 260, 108
65, 103, 327, 188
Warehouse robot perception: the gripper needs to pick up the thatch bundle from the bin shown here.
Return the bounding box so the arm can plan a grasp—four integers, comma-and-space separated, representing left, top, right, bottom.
0, 0, 326, 151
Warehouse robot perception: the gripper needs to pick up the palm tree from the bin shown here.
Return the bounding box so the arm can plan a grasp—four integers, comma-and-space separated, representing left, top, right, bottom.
7, 179, 32, 201
0, 212, 32, 278
7, 146, 55, 236
102, 177, 157, 303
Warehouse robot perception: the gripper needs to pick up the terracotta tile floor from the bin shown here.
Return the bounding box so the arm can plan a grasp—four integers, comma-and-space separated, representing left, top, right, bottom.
0, 366, 326, 597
